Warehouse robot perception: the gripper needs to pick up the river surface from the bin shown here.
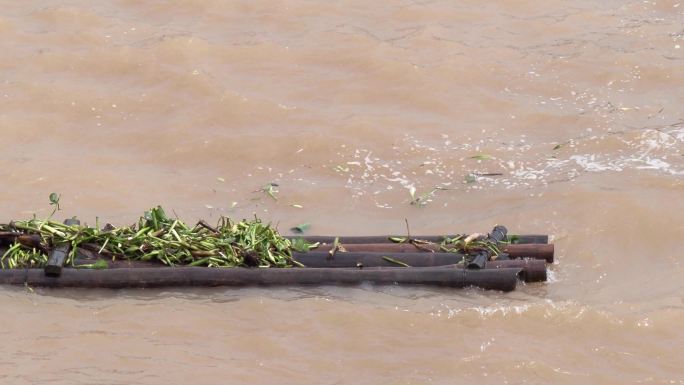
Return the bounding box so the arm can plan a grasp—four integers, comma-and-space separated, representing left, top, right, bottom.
1, 1, 683, 384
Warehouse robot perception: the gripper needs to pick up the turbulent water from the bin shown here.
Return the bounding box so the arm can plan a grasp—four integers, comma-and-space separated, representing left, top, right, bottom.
1, 1, 683, 383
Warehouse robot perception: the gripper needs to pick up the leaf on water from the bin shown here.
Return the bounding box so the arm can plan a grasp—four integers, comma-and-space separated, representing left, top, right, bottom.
259, 183, 279, 201
464, 174, 477, 184
410, 188, 437, 206
553, 144, 563, 150
469, 154, 492, 160
290, 223, 311, 234
291, 204, 303, 209
217, 177, 225, 182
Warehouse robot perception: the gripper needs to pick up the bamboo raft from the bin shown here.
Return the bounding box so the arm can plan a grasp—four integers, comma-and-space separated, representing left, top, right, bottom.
0, 217, 554, 292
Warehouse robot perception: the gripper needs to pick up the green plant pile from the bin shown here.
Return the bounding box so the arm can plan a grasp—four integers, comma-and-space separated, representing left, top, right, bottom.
0, 206, 310, 269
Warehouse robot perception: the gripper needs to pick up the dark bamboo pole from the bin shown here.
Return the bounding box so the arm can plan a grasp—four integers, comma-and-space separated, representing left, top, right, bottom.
71, 254, 545, 282
294, 253, 546, 282
310, 243, 554, 262
296, 248, 553, 264
0, 267, 521, 291
485, 259, 547, 283
294, 252, 464, 268
286, 234, 548, 244
499, 244, 554, 263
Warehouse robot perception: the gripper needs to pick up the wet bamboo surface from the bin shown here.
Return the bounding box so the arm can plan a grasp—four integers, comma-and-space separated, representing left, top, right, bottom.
302, 245, 554, 263
293, 254, 547, 282
311, 243, 554, 262
486, 259, 547, 282
0, 244, 544, 286
286, 234, 549, 244
0, 266, 522, 291
0, 248, 547, 283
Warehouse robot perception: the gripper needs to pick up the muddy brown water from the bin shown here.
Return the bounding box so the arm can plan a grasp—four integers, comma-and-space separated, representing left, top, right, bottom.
1, 1, 683, 384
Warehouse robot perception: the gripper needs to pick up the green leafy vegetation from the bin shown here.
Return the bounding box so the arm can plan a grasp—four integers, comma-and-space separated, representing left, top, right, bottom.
0, 206, 308, 269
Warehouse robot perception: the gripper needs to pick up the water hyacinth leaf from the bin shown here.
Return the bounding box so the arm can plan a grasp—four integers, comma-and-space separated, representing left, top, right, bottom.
260, 183, 279, 201
155, 206, 168, 222
291, 238, 311, 252
290, 223, 311, 234
49, 193, 61, 210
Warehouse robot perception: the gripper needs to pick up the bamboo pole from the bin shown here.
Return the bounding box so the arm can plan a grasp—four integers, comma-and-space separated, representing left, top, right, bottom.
485, 259, 547, 283
310, 243, 554, 262
4, 233, 548, 246
286, 234, 548, 244
294, 253, 546, 282
297, 248, 553, 264
0, 267, 522, 291
75, 246, 547, 283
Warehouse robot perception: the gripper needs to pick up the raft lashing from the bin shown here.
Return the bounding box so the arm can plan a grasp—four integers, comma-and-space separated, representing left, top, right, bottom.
0, 216, 554, 292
